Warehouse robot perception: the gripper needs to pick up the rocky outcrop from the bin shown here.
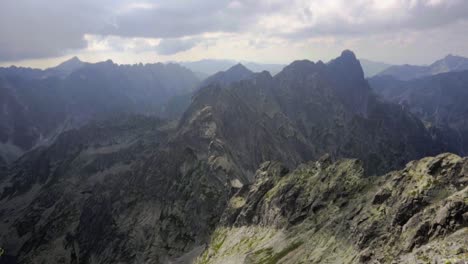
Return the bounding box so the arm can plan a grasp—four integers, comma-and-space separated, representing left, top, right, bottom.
197, 153, 468, 263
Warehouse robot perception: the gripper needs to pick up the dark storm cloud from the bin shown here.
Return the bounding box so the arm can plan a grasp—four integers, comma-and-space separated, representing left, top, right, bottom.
1, 0, 468, 61
0, 0, 113, 61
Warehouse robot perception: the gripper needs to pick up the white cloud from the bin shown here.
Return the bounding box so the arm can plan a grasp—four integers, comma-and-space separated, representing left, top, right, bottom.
0, 0, 468, 64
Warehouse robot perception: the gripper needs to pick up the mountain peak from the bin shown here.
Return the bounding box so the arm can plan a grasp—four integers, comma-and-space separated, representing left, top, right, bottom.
56, 56, 83, 67
227, 63, 252, 74
48, 56, 85, 76
340, 49, 357, 60
326, 50, 370, 116
199, 63, 254, 88
69, 56, 81, 62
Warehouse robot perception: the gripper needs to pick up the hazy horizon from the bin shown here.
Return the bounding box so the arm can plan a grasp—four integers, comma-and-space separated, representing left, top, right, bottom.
1, 51, 466, 71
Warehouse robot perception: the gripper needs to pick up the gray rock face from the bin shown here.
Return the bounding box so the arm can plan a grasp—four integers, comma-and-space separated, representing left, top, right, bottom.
0, 116, 233, 263
199, 153, 468, 263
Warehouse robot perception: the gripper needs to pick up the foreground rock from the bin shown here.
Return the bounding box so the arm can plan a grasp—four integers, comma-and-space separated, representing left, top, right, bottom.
197, 153, 468, 264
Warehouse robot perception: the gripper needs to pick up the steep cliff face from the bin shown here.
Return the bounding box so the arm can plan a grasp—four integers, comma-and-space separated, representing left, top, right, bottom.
198, 153, 468, 264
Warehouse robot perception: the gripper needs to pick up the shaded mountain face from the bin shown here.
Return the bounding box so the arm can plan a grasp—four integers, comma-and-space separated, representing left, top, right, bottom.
0, 61, 200, 162
369, 70, 468, 156
377, 54, 468, 80
180, 50, 441, 175
161, 63, 256, 120
0, 50, 455, 264
198, 153, 468, 264
44, 57, 86, 78
199, 63, 254, 89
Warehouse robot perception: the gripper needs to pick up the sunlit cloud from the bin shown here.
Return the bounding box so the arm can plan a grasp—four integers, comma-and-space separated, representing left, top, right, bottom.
0, 0, 467, 67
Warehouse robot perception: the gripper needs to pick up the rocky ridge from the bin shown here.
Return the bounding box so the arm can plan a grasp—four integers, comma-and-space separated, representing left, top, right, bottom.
197, 153, 468, 263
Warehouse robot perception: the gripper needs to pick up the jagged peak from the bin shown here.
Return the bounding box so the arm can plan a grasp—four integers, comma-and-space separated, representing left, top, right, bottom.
226, 63, 253, 74
68, 56, 81, 62
328, 50, 363, 73
55, 56, 83, 67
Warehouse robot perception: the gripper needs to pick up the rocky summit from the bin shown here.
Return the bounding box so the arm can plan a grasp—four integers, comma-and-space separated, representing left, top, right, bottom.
0, 51, 467, 264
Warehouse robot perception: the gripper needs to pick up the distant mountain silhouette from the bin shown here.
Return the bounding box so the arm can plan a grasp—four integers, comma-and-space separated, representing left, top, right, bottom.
199, 63, 254, 88
181, 59, 285, 76
0, 59, 199, 162
370, 70, 468, 155
377, 54, 468, 80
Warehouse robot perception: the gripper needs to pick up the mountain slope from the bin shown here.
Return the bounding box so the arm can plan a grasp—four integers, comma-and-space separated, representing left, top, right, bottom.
197, 153, 468, 264
0, 50, 454, 264
161, 64, 256, 120
377, 54, 468, 80
369, 70, 468, 156
0, 116, 235, 263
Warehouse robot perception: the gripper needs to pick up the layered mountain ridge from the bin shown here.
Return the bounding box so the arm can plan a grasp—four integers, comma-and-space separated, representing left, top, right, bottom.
0, 60, 200, 162
0, 50, 466, 264
377, 54, 468, 81
369, 70, 468, 156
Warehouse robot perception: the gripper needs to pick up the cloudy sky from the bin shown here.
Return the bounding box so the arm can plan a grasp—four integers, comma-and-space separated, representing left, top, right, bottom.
1, 0, 468, 68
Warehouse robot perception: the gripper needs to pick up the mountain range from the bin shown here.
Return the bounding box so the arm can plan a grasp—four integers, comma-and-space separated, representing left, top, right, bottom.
1, 50, 466, 264
376, 54, 468, 80
0, 58, 200, 163
370, 70, 468, 156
